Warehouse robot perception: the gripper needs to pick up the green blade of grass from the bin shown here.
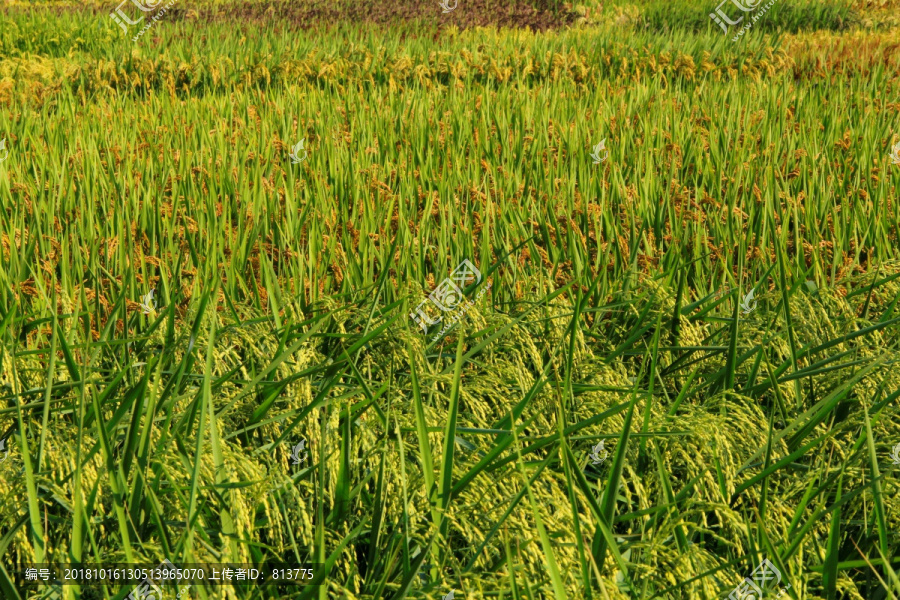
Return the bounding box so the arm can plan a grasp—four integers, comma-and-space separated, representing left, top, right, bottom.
512, 414, 568, 600
437, 329, 466, 541
593, 383, 638, 571
822, 468, 844, 600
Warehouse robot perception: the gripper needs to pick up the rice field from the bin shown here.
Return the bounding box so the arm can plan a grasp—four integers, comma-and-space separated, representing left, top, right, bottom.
1, 0, 900, 598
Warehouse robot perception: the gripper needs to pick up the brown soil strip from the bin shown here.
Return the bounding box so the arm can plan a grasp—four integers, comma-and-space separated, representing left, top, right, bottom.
95, 0, 578, 32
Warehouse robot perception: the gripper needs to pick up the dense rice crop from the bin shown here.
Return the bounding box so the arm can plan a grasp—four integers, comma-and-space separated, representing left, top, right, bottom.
1, 0, 899, 599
